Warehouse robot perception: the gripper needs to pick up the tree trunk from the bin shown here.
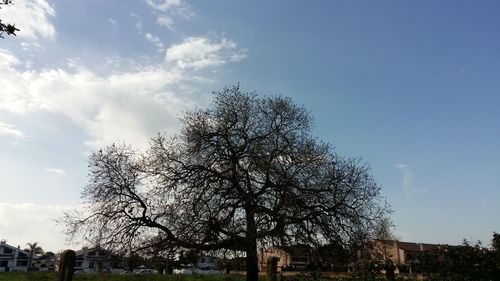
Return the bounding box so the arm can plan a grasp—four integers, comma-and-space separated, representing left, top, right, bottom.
27, 253, 33, 272
246, 239, 259, 281
246, 208, 259, 281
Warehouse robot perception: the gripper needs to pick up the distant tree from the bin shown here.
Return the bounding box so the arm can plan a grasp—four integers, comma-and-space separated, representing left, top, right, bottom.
420, 237, 500, 281
44, 251, 55, 257
492, 232, 500, 251
0, 0, 19, 38
125, 253, 143, 270
373, 217, 396, 241
25, 242, 44, 271
369, 217, 397, 261
181, 249, 200, 266
64, 85, 390, 281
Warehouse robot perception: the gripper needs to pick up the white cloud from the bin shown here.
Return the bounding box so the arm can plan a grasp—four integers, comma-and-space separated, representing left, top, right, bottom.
396, 164, 429, 193
108, 18, 117, 26
0, 62, 190, 149
130, 13, 143, 34
0, 203, 76, 252
0, 0, 56, 40
20, 41, 42, 51
0, 31, 247, 150
165, 36, 248, 70
0, 45, 233, 149
45, 168, 66, 176
143, 0, 183, 12
145, 32, 164, 51
157, 14, 174, 30
396, 164, 412, 192
0, 121, 26, 139
144, 0, 193, 30
0, 48, 20, 67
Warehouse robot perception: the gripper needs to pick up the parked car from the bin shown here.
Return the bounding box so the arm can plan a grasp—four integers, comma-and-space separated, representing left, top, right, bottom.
173, 267, 223, 275
136, 268, 156, 274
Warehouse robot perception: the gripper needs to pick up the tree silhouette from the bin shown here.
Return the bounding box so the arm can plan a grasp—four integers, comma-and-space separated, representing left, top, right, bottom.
0, 0, 19, 38
64, 85, 389, 281
492, 232, 500, 251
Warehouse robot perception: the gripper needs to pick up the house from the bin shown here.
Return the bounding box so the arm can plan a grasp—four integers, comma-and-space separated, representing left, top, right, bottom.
259, 243, 351, 272
371, 240, 440, 273
72, 247, 125, 273
196, 256, 218, 270
260, 240, 441, 273
31, 253, 57, 271
0, 240, 29, 272
259, 245, 314, 271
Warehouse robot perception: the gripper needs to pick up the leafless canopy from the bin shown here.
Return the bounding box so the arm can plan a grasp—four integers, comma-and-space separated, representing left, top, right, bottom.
64, 85, 389, 281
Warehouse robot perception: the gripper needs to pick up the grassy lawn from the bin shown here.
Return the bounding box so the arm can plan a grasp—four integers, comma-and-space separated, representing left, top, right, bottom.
0, 272, 420, 281
0, 272, 251, 281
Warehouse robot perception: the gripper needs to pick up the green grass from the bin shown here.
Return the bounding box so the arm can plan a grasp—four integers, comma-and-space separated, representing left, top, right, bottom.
0, 272, 420, 281
0, 272, 251, 281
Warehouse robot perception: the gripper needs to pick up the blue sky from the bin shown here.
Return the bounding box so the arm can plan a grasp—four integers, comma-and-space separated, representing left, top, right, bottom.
0, 0, 499, 252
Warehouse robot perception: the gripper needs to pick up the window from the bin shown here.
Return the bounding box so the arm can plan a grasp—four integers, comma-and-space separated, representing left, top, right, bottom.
16, 260, 27, 266
89, 262, 94, 269
3, 248, 12, 254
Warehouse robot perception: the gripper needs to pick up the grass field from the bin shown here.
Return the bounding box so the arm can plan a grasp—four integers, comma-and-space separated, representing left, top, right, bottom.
0, 272, 253, 281
0, 272, 419, 281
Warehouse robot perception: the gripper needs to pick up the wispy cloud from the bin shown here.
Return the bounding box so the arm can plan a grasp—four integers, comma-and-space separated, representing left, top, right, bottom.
165, 36, 248, 70
143, 0, 194, 31
0, 48, 20, 67
396, 164, 412, 192
396, 164, 428, 193
130, 13, 143, 34
45, 168, 66, 176
145, 32, 165, 52
157, 14, 174, 30
0, 121, 26, 139
143, 0, 184, 12
108, 18, 117, 26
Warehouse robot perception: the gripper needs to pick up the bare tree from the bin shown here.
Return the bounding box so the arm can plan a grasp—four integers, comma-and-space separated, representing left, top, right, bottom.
64, 85, 389, 281
0, 1, 19, 38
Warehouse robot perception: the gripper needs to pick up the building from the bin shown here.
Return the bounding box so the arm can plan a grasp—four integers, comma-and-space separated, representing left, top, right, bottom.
0, 240, 29, 272
73, 247, 125, 273
259, 245, 314, 271
371, 240, 440, 265
370, 240, 441, 273
31, 253, 57, 271
259, 240, 441, 273
196, 256, 218, 270
259, 243, 351, 272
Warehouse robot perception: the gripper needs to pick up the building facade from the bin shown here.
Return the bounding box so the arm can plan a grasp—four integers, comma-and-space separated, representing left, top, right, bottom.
371, 240, 439, 266
0, 240, 29, 272
259, 245, 314, 271
73, 247, 125, 273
